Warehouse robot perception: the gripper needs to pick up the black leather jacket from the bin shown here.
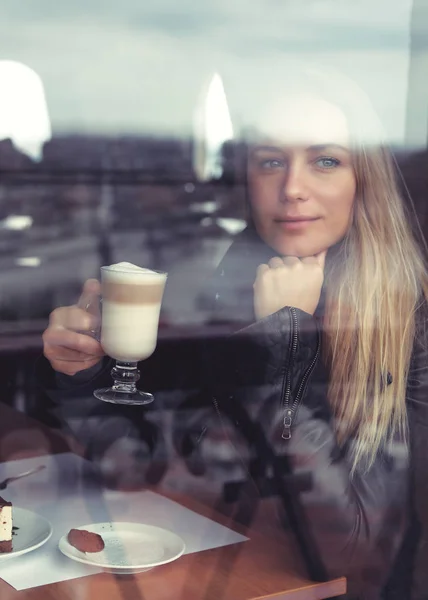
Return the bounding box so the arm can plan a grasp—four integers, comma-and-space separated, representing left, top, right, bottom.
180, 228, 428, 599
37, 228, 428, 600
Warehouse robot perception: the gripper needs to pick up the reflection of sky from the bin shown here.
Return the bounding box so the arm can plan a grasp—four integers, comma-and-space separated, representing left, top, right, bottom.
0, 0, 415, 142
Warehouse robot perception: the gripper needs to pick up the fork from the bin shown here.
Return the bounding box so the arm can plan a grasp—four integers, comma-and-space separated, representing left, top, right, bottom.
0, 465, 46, 490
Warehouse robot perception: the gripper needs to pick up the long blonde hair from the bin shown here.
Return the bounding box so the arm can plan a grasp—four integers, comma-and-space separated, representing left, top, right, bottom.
240, 62, 428, 470
324, 144, 428, 470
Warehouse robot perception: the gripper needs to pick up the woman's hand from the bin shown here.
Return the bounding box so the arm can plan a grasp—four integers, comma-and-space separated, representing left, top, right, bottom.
43, 279, 105, 376
253, 252, 326, 320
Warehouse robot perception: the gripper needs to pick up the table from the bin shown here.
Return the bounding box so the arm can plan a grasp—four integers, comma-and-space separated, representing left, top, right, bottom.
0, 403, 346, 600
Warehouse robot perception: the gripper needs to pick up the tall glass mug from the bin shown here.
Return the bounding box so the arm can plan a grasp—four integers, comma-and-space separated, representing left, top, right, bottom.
94, 262, 167, 405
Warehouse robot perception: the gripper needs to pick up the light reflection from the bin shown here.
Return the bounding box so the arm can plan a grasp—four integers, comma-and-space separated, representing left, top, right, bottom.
216, 218, 246, 235
0, 215, 33, 231
0, 60, 51, 161
190, 200, 219, 214
16, 257, 41, 267
193, 72, 234, 182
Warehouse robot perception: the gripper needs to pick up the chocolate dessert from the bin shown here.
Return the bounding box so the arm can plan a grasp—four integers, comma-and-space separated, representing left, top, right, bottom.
0, 497, 12, 553
67, 528, 105, 553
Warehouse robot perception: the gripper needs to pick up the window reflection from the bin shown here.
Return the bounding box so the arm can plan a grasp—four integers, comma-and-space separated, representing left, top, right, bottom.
0, 1, 426, 599
0, 61, 51, 161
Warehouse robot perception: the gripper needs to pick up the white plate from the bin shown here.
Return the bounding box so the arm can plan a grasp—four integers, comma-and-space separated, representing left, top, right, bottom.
58, 522, 186, 574
0, 507, 52, 560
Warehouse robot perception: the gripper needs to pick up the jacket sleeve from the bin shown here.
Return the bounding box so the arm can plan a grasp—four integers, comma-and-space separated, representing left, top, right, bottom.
33, 354, 171, 488
34, 333, 211, 489
405, 310, 428, 600
208, 306, 409, 599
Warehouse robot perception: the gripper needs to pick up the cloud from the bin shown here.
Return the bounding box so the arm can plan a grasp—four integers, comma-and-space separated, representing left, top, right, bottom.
0, 0, 414, 143
1, 0, 413, 44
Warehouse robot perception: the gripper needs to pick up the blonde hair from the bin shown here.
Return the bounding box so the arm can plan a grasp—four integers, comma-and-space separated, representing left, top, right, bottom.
324, 145, 428, 471
241, 61, 428, 470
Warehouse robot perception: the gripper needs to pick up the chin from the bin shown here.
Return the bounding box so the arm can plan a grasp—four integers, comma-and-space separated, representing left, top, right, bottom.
274, 242, 328, 258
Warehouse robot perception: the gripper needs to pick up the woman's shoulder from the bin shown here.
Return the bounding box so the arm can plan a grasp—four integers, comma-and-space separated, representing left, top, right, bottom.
407, 296, 428, 412
414, 294, 428, 343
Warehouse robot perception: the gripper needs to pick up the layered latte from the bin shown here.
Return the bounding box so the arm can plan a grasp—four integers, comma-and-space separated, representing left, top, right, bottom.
100, 262, 167, 362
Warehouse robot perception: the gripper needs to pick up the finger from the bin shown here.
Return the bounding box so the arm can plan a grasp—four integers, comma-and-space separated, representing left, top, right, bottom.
256, 263, 270, 276
67, 307, 100, 332
300, 256, 318, 264
50, 357, 102, 377
50, 307, 99, 332
45, 345, 102, 363
268, 257, 284, 269
254, 263, 270, 289
77, 279, 101, 313
44, 328, 105, 357
315, 250, 327, 269
282, 256, 300, 266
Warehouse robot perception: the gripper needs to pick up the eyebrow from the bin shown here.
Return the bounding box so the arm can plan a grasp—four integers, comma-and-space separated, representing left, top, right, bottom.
309, 143, 350, 153
251, 145, 283, 154
251, 143, 350, 154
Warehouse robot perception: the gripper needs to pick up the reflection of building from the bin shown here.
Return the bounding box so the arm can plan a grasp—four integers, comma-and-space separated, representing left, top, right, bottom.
0, 133, 426, 325
0, 133, 425, 418
0, 135, 247, 323
0, 135, 245, 229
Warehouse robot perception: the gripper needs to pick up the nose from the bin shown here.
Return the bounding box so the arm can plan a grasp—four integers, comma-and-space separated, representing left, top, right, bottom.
281, 161, 308, 203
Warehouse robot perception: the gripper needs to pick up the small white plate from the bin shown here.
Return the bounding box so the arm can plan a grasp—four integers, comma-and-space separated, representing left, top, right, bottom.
58, 522, 186, 574
0, 507, 52, 560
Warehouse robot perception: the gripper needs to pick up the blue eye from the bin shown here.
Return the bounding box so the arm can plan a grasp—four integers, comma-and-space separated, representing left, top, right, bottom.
259, 159, 285, 170
315, 157, 340, 169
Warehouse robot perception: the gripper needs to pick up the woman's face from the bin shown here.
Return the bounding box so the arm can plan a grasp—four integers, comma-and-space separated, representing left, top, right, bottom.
247, 95, 357, 258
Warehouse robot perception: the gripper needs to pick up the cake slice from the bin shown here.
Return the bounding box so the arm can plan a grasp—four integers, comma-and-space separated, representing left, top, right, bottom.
68, 529, 104, 553
0, 497, 12, 552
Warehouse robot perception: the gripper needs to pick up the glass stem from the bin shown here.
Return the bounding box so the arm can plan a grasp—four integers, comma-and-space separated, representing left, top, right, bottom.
111, 361, 140, 394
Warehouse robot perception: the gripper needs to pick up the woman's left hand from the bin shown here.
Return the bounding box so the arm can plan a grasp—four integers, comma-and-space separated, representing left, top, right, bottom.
253, 252, 326, 320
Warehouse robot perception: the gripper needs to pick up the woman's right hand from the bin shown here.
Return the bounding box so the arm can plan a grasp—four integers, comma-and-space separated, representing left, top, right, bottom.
43, 279, 105, 376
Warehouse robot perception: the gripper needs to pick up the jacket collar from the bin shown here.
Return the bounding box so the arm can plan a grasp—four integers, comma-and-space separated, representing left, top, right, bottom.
208, 226, 330, 327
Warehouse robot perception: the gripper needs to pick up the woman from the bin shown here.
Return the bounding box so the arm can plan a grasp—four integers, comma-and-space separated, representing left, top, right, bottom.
39, 65, 428, 599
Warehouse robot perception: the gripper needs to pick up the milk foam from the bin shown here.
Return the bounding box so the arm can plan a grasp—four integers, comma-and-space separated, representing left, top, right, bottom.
102, 262, 166, 285
107, 262, 153, 273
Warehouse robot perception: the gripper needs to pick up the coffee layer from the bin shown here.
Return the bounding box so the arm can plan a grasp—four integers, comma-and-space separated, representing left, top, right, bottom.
103, 281, 165, 304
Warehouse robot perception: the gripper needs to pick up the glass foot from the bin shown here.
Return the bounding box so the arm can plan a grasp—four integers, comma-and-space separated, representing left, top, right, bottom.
93, 388, 154, 405
93, 361, 154, 405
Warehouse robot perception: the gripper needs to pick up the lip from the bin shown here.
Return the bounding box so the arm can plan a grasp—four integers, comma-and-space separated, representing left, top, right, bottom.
275, 217, 320, 230
275, 216, 320, 222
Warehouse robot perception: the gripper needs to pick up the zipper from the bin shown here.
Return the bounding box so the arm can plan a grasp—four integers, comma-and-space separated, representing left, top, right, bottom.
282, 308, 320, 440
281, 308, 298, 439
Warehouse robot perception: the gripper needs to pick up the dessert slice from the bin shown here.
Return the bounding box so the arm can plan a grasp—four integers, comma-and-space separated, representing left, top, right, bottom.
0, 497, 12, 552
68, 529, 105, 553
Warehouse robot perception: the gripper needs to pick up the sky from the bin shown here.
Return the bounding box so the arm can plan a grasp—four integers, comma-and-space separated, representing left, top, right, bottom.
0, 0, 420, 144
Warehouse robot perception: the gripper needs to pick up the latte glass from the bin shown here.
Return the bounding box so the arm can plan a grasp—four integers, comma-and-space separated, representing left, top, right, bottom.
94, 264, 167, 405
